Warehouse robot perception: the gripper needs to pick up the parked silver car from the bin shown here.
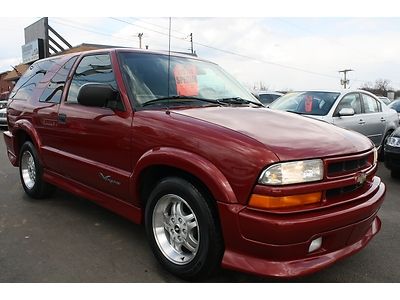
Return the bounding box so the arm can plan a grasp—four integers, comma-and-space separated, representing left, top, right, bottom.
269, 90, 399, 152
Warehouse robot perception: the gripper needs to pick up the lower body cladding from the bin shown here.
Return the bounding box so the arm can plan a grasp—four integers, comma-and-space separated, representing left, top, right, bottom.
217, 176, 385, 278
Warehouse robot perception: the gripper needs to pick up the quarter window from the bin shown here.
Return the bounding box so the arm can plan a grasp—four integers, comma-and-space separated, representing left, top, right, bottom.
9, 58, 62, 101
362, 94, 380, 113
66, 54, 118, 104
39, 56, 78, 103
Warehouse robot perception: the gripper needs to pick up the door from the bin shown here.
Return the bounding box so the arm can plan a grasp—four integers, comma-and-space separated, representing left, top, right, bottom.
360, 93, 386, 147
54, 53, 133, 202
332, 92, 366, 135
35, 56, 78, 170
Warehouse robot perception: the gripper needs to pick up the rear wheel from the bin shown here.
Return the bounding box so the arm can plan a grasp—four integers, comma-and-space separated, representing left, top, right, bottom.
19, 141, 54, 199
145, 177, 223, 280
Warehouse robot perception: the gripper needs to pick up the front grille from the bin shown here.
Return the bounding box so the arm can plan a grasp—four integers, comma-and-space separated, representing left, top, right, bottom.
326, 151, 373, 178
326, 184, 360, 199
328, 157, 368, 175
0, 113, 6, 118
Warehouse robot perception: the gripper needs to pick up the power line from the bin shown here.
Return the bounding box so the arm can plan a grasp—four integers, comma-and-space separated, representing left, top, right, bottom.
50, 19, 136, 45
109, 17, 341, 80
109, 17, 187, 41
51, 18, 369, 84
128, 17, 188, 38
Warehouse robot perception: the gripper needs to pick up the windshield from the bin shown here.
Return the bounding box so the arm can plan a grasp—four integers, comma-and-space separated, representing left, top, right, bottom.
389, 100, 400, 112
269, 91, 340, 116
118, 52, 260, 107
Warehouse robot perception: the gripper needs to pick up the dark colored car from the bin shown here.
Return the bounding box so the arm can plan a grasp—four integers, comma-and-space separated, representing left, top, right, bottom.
384, 127, 400, 178
3, 49, 385, 280
388, 99, 400, 120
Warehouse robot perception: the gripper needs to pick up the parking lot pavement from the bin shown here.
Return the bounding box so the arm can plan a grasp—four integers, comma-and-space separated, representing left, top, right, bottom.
0, 130, 399, 282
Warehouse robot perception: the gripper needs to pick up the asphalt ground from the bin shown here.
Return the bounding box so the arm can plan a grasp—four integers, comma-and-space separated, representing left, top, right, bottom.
0, 129, 399, 282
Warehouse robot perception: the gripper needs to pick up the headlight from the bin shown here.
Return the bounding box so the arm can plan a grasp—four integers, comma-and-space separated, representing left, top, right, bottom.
387, 136, 400, 147
259, 159, 323, 185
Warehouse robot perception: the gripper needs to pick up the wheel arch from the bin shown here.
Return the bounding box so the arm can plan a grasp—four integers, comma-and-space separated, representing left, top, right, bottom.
132, 147, 238, 217
11, 120, 42, 166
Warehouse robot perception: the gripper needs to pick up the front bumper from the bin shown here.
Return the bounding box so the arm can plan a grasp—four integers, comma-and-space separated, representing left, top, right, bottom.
3, 130, 18, 166
218, 176, 385, 278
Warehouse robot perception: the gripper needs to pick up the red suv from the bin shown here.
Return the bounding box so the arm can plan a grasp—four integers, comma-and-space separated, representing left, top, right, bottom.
3, 49, 385, 280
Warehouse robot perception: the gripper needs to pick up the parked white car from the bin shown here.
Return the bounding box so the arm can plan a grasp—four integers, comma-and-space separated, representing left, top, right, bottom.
269, 90, 399, 154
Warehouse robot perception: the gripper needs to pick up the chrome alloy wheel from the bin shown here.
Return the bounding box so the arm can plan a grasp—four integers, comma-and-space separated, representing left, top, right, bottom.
21, 151, 36, 189
152, 194, 200, 265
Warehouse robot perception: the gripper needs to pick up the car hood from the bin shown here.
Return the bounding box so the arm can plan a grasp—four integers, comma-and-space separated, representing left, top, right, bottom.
173, 106, 373, 161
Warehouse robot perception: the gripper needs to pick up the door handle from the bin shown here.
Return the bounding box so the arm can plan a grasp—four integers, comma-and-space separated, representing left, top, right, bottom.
58, 113, 67, 124
358, 119, 366, 125
380, 117, 386, 122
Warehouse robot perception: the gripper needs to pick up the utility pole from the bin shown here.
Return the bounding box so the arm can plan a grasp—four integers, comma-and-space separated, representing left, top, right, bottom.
190, 33, 194, 54
339, 69, 354, 89
138, 33, 143, 49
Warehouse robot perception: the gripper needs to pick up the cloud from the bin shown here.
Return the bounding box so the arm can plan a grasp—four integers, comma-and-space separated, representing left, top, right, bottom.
1, 17, 400, 91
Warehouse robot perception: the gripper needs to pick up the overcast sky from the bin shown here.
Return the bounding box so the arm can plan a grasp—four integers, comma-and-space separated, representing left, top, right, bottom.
1, 16, 400, 91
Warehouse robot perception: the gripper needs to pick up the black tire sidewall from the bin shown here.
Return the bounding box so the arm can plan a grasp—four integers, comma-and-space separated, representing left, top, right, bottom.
145, 177, 221, 280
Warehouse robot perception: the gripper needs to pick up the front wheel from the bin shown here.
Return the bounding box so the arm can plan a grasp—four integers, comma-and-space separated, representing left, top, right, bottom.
391, 169, 400, 179
145, 177, 223, 280
19, 141, 54, 199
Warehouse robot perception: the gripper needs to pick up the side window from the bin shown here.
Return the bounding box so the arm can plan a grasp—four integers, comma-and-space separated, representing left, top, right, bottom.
9, 58, 61, 101
66, 54, 118, 104
362, 94, 380, 114
335, 93, 362, 115
39, 56, 78, 103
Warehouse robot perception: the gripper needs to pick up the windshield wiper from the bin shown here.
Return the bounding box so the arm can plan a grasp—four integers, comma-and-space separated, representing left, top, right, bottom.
285, 110, 305, 115
216, 97, 264, 107
142, 96, 223, 107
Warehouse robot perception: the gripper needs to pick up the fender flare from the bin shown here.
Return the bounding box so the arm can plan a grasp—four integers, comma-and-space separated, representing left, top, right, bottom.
131, 147, 238, 205
12, 120, 43, 163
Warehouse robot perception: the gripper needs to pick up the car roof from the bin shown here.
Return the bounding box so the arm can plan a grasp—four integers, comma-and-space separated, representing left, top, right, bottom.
45, 47, 213, 64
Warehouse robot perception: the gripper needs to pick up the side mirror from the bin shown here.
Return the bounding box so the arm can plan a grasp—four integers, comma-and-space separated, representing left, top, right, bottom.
338, 107, 355, 117
77, 83, 119, 108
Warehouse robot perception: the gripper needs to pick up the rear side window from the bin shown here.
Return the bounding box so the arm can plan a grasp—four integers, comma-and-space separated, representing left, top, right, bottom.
39, 56, 78, 103
362, 94, 381, 113
66, 54, 117, 104
9, 58, 62, 101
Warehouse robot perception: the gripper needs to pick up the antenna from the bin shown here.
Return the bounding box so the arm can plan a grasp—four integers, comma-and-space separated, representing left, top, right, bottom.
166, 17, 172, 114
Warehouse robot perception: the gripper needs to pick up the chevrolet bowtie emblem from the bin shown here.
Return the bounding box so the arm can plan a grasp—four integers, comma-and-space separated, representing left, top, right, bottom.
355, 172, 367, 186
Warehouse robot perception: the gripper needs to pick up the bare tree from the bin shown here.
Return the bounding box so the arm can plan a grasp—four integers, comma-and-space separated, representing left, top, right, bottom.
360, 79, 393, 96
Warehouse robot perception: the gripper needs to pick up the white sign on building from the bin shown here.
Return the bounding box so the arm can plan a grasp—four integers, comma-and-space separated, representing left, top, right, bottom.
21, 39, 43, 64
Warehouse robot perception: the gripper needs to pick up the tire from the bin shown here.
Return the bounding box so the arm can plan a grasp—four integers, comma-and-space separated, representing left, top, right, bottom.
145, 177, 223, 281
19, 141, 54, 199
391, 169, 400, 179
